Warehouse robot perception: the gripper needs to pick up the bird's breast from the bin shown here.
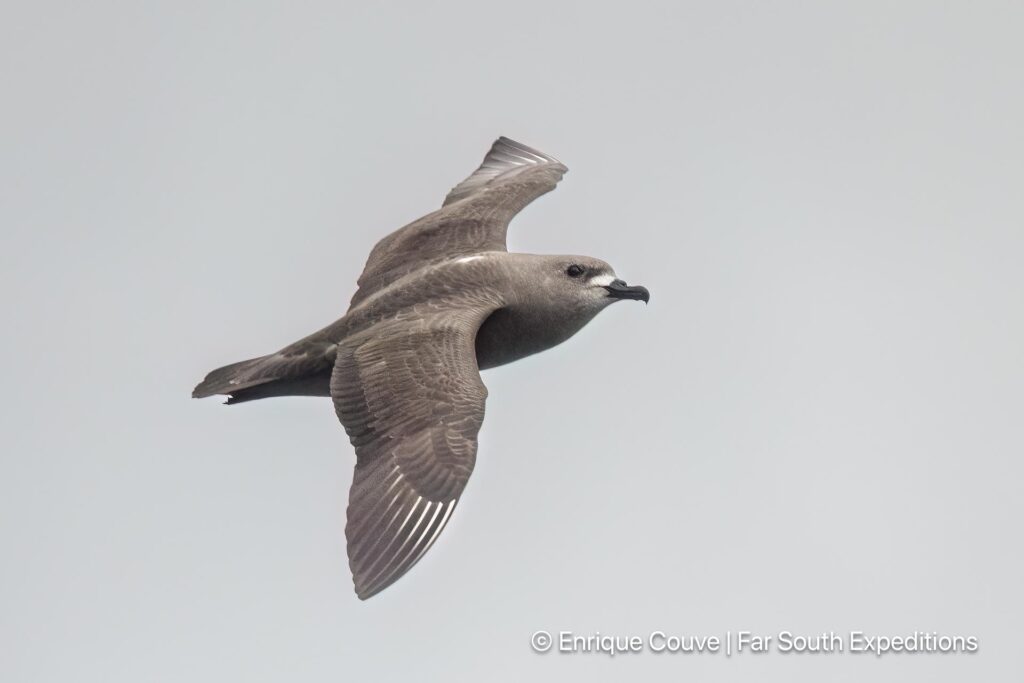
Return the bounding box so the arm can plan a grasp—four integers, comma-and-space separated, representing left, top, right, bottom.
474, 306, 593, 370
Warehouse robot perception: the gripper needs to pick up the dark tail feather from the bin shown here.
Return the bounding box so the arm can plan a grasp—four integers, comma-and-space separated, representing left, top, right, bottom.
224, 373, 332, 404
192, 356, 268, 399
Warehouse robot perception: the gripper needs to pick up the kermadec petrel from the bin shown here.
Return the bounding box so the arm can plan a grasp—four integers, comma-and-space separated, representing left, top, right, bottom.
193, 137, 649, 599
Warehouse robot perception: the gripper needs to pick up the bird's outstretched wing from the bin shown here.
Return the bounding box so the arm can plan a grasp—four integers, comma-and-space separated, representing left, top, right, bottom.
330, 304, 497, 599
348, 137, 567, 308
441, 136, 567, 207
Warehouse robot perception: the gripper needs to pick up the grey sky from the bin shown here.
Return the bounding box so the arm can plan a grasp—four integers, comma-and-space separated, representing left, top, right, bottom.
2, 1, 1022, 681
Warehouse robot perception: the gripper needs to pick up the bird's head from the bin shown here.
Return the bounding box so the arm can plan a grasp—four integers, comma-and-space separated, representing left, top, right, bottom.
518, 255, 650, 316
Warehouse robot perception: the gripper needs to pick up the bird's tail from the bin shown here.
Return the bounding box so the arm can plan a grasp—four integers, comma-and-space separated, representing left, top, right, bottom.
192, 356, 268, 399
193, 353, 334, 404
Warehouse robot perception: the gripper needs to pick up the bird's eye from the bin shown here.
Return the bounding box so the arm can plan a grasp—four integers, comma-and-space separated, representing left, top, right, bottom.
566, 264, 585, 278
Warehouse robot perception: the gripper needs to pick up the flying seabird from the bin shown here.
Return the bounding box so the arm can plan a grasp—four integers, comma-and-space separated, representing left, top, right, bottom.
193, 137, 650, 599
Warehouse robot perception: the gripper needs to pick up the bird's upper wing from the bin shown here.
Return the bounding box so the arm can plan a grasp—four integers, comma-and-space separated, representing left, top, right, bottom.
348, 137, 567, 308
441, 136, 567, 208
330, 303, 498, 599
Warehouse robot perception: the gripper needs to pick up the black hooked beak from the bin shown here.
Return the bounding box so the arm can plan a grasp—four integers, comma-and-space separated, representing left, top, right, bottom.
604, 279, 650, 303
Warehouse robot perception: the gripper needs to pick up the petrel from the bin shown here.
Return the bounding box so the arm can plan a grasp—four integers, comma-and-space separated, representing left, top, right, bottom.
193, 137, 649, 599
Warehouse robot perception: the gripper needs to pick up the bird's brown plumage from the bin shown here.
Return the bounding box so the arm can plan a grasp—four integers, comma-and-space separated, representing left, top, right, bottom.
193, 136, 647, 599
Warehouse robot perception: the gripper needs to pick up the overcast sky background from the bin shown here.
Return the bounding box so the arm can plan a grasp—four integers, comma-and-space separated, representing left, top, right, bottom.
2, 1, 1022, 681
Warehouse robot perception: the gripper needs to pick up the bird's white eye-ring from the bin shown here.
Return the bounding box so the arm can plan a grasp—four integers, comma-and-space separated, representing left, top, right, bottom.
566, 264, 585, 278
